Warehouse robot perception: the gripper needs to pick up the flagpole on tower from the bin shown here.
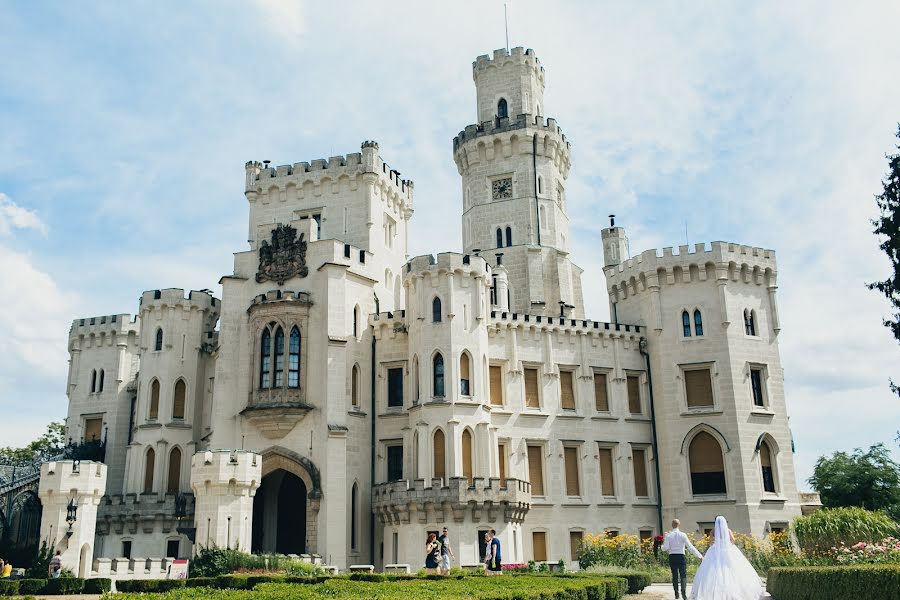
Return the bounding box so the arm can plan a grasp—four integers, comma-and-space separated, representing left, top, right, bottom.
504, 2, 510, 52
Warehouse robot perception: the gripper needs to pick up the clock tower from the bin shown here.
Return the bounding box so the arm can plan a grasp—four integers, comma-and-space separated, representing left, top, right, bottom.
453, 47, 584, 318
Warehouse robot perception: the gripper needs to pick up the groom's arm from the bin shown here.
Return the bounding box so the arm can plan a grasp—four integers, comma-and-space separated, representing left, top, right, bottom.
684, 535, 703, 559
660, 533, 670, 552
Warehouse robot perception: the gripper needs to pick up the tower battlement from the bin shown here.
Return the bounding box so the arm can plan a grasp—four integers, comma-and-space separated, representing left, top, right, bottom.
453, 113, 569, 153
404, 252, 491, 278
245, 141, 413, 202
69, 313, 139, 339
473, 47, 544, 83
139, 288, 220, 313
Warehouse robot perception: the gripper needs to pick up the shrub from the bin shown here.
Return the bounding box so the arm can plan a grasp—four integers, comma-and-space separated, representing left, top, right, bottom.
116, 579, 187, 593
83, 577, 112, 594
0, 580, 19, 596
41, 577, 85, 595
794, 507, 899, 553
590, 570, 651, 594
185, 576, 215, 587
768, 564, 900, 600
16, 579, 47, 595
24, 541, 53, 579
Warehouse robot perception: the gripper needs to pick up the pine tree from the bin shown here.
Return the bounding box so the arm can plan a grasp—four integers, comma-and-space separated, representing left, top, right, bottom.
868, 124, 900, 396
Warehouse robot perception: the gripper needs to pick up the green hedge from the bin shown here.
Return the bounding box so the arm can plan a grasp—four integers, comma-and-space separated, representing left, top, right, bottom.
84, 577, 112, 594
117, 578, 188, 592
768, 564, 900, 600
120, 574, 327, 593
17, 579, 47, 595
42, 577, 85, 595
0, 580, 18, 597
589, 570, 651, 594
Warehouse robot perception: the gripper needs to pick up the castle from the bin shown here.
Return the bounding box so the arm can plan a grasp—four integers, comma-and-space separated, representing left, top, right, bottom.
56, 47, 806, 574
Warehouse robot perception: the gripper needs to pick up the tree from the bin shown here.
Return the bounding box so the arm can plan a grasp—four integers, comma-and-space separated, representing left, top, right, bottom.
0, 421, 66, 466
809, 443, 900, 520
868, 124, 900, 395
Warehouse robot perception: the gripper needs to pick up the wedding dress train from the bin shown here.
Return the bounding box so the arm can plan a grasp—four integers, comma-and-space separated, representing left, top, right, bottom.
691, 516, 763, 600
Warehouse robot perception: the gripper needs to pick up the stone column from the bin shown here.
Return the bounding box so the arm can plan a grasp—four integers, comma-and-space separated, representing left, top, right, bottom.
190, 450, 261, 552
38, 460, 107, 578
324, 429, 348, 569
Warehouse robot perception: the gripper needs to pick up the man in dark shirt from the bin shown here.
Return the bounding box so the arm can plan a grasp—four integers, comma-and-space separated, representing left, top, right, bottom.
437, 526, 455, 575
486, 529, 502, 575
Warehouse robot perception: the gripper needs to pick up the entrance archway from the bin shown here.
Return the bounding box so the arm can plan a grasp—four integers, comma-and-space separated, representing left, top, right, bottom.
251, 470, 307, 554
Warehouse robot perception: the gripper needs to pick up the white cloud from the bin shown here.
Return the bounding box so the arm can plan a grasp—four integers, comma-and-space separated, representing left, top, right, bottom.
253, 0, 306, 41
0, 192, 47, 237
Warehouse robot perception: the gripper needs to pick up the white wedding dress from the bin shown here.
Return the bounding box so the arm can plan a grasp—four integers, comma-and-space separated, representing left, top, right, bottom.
691, 516, 763, 600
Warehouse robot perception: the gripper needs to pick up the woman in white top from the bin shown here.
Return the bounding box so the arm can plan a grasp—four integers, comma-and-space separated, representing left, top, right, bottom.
691, 516, 763, 600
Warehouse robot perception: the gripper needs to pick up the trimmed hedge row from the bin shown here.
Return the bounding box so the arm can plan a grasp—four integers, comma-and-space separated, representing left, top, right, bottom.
116, 574, 330, 592
585, 570, 651, 594
768, 564, 900, 600
0, 577, 110, 596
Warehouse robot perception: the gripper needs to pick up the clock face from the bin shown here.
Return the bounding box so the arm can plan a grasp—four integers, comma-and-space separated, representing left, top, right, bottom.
492, 177, 513, 200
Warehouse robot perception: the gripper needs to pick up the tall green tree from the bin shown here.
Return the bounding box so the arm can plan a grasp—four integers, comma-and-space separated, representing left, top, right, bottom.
809, 443, 900, 520
0, 421, 66, 466
868, 124, 900, 395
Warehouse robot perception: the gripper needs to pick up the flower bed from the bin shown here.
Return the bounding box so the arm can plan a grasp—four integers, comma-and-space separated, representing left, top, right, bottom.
767, 564, 900, 600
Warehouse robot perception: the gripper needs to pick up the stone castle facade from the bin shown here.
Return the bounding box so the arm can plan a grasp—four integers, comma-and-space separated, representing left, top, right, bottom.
59, 47, 806, 573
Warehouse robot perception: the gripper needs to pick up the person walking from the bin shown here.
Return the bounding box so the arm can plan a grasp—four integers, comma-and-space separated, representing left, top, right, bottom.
662, 519, 703, 599
486, 529, 502, 575
48, 551, 62, 579
437, 526, 455, 575
425, 532, 442, 575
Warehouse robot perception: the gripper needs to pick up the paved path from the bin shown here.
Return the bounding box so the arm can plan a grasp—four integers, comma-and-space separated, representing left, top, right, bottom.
640, 583, 773, 599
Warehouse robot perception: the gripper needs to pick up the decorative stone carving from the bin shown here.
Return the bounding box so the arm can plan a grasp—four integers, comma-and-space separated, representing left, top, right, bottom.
256, 224, 309, 285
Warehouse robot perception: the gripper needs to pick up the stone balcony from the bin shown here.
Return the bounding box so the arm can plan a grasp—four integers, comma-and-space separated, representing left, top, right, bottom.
241, 387, 314, 439
97, 492, 193, 536
373, 477, 531, 526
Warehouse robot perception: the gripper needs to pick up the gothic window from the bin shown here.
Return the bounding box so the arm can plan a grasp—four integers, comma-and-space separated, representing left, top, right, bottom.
259, 329, 271, 388
462, 428, 474, 485
351, 483, 359, 550
274, 327, 285, 387
98, 369, 104, 393
288, 326, 300, 388
496, 228, 503, 248
173, 379, 186, 420
412, 355, 420, 403
505, 226, 512, 246
459, 352, 471, 396
90, 370, 97, 393
750, 367, 765, 407
689, 431, 727, 495
433, 428, 446, 480
432, 297, 442, 323
433, 353, 445, 397
143, 447, 155, 493
386, 444, 403, 481
155, 328, 163, 352
497, 98, 508, 119
760, 440, 777, 494
149, 379, 160, 420
694, 310, 704, 336
387, 367, 404, 408
682, 311, 691, 337
167, 447, 182, 493
744, 309, 757, 336
351, 364, 360, 408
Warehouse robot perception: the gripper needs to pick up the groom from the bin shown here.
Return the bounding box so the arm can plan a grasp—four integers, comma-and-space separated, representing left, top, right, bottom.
661, 519, 703, 599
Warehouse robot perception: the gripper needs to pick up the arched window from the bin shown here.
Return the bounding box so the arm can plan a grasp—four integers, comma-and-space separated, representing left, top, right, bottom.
744, 309, 756, 336
538, 176, 543, 194
433, 429, 446, 481
167, 447, 182, 493
433, 353, 445, 397
760, 441, 776, 494
432, 297, 442, 323
694, 310, 704, 336
351, 364, 360, 408
143, 447, 155, 493
273, 327, 285, 387
288, 326, 300, 388
497, 98, 508, 119
459, 352, 471, 396
505, 226, 512, 246
462, 428, 474, 485
90, 370, 97, 393
413, 432, 419, 480
353, 305, 360, 338
496, 228, 503, 248
259, 329, 271, 388
155, 328, 163, 352
98, 369, 104, 393
682, 311, 691, 337
412, 356, 420, 403
149, 379, 160, 420
689, 432, 727, 495
351, 483, 359, 551
172, 380, 186, 420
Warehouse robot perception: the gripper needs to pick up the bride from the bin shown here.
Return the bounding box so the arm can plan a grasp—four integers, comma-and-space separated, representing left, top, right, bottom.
691, 516, 763, 600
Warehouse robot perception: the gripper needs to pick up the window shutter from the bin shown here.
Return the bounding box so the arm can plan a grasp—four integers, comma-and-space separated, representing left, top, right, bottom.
627, 376, 642, 414
173, 380, 186, 419
433, 430, 446, 480
490, 365, 503, 406
524, 368, 540, 408
533, 531, 548, 562
560, 371, 576, 410
498, 443, 507, 485
632, 448, 648, 497
598, 448, 615, 496
527, 445, 544, 495
564, 447, 580, 496
689, 432, 724, 473
84, 418, 103, 442
594, 373, 609, 411
569, 531, 583, 561
685, 369, 714, 407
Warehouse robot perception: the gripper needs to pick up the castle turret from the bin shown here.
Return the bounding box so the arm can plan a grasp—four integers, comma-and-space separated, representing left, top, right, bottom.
190, 450, 261, 552
601, 215, 628, 269
473, 47, 545, 122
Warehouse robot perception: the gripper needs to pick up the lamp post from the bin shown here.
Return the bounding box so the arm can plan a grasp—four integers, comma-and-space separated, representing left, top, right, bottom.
65, 496, 78, 539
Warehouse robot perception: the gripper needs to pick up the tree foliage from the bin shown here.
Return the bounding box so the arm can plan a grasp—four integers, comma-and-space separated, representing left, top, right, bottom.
0, 422, 66, 466
868, 124, 900, 395
809, 444, 900, 520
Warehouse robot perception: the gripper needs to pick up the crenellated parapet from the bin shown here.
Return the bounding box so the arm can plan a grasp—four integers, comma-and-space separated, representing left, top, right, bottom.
474, 47, 543, 80
69, 314, 140, 349
245, 141, 413, 214
605, 241, 778, 301
489, 310, 642, 339
404, 252, 491, 280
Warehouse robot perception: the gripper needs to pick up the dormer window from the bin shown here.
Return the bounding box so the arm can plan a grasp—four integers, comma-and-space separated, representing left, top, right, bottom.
497, 98, 508, 119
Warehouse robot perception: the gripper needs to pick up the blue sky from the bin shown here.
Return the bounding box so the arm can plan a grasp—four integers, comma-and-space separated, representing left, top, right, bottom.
1, 1, 899, 488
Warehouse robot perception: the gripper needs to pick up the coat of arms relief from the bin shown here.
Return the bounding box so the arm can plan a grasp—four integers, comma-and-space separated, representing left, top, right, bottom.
256, 224, 309, 284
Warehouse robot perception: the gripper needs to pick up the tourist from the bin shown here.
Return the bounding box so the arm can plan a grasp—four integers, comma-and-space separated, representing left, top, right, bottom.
0, 559, 8, 578
425, 532, 441, 575
437, 526, 455, 575
48, 551, 62, 579
486, 529, 502, 575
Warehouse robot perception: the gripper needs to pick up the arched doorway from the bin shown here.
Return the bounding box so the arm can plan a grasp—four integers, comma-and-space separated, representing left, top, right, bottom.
251, 470, 307, 554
